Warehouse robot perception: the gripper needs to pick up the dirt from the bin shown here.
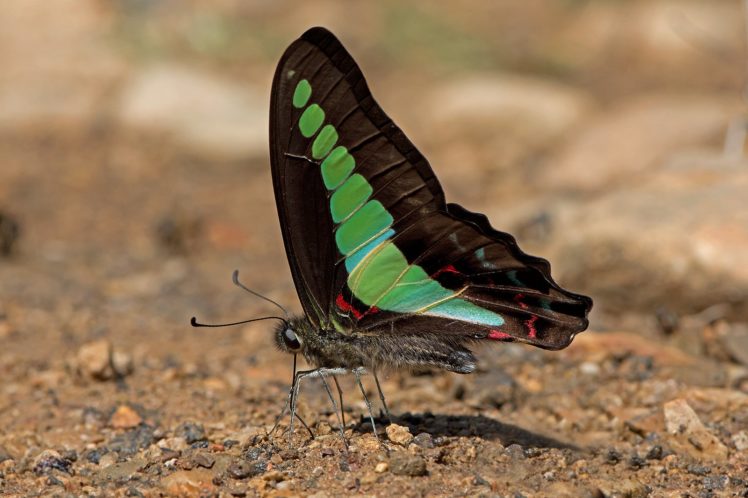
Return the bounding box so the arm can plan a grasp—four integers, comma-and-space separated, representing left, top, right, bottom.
1, 2, 748, 497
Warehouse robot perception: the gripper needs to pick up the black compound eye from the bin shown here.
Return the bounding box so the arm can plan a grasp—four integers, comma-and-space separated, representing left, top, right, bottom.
282, 328, 301, 351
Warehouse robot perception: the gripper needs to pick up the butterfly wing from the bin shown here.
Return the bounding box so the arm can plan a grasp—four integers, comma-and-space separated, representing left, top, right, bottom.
270, 27, 591, 348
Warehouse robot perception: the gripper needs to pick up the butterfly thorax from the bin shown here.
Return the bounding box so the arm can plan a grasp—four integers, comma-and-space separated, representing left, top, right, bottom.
275, 316, 478, 374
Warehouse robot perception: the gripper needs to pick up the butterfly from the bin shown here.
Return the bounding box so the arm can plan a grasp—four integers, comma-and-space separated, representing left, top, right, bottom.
265, 27, 592, 440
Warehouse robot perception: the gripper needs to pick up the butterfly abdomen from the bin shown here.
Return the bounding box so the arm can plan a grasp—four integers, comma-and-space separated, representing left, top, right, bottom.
294, 318, 476, 373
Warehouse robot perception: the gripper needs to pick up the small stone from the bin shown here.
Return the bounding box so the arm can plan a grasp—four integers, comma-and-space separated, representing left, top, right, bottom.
227, 460, 264, 480
192, 452, 215, 469
75, 340, 113, 380
320, 448, 334, 457
160, 469, 215, 496
262, 470, 284, 482
98, 457, 148, 482
276, 480, 293, 491
386, 424, 414, 446
176, 422, 206, 444
595, 478, 650, 498
33, 450, 72, 475
97, 453, 118, 469
663, 398, 728, 461
412, 433, 434, 449
732, 431, 748, 451
112, 350, 134, 377
505, 444, 525, 460
645, 445, 664, 460
605, 449, 622, 464
687, 464, 711, 476
311, 466, 324, 477
374, 462, 388, 473
225, 484, 247, 497
628, 454, 647, 469
46, 475, 64, 486
110, 405, 143, 429
389, 453, 427, 477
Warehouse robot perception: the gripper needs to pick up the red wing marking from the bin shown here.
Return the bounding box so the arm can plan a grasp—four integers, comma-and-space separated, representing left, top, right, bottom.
525, 315, 538, 339
432, 264, 461, 278
514, 293, 538, 338
488, 329, 512, 341
336, 293, 363, 320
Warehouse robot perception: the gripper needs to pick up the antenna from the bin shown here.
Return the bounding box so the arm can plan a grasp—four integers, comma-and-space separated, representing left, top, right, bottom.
190, 315, 287, 328
232, 269, 290, 321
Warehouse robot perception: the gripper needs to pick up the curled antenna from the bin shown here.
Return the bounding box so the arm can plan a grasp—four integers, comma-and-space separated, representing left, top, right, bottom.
190, 315, 287, 328
232, 269, 290, 321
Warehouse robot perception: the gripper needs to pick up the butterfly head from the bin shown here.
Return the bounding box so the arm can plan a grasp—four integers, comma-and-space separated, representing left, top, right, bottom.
273, 316, 313, 354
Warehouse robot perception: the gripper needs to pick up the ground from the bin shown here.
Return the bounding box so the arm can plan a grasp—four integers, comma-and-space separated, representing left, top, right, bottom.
1, 1, 747, 497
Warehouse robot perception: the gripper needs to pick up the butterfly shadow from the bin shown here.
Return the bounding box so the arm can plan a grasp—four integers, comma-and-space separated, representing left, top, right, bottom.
356, 412, 579, 451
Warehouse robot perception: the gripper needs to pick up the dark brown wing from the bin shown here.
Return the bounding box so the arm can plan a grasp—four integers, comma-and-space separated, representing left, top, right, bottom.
270, 27, 591, 348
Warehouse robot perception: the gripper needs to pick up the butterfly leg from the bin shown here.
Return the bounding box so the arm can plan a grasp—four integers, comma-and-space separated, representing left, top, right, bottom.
354, 368, 380, 442
373, 369, 393, 423
332, 375, 346, 429
319, 373, 348, 447
270, 354, 313, 439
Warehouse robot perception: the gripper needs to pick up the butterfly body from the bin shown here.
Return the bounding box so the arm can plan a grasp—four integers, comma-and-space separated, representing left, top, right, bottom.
275, 318, 478, 374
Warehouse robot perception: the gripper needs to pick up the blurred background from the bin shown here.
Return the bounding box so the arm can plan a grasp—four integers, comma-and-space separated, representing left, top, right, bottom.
1, 0, 747, 494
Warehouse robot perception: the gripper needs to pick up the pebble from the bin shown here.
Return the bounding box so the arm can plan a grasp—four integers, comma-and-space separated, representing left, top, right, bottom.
75, 340, 133, 381
663, 398, 728, 461
33, 450, 72, 475
595, 478, 650, 498
412, 432, 434, 449
386, 424, 414, 446
160, 469, 215, 496
176, 422, 206, 444
227, 459, 265, 479
110, 405, 143, 429
75, 340, 113, 380
97, 457, 147, 482
0, 210, 20, 256
192, 452, 215, 469
108, 424, 156, 456
731, 431, 748, 451
389, 453, 427, 476
98, 452, 118, 468
374, 462, 388, 473
505, 444, 525, 460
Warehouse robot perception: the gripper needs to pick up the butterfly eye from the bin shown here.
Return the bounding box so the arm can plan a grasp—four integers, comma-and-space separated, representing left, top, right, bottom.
282, 328, 301, 351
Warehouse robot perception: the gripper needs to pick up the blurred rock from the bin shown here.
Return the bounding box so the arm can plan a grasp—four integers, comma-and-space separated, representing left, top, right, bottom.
0, 0, 125, 129
33, 450, 72, 475
717, 323, 748, 366
97, 457, 147, 482
160, 469, 215, 496
663, 398, 728, 461
544, 155, 748, 316
386, 423, 413, 446
595, 478, 650, 498
110, 405, 143, 429
732, 431, 748, 451
116, 65, 267, 159
422, 74, 592, 196
74, 340, 133, 381
564, 332, 695, 366
558, 2, 742, 92
389, 453, 427, 476
545, 95, 732, 193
